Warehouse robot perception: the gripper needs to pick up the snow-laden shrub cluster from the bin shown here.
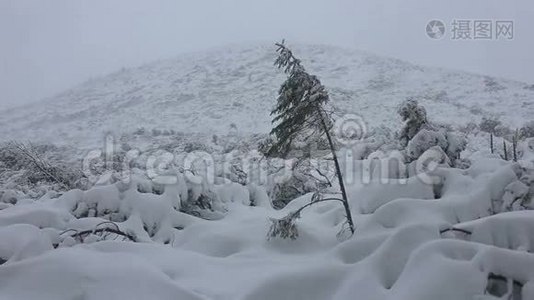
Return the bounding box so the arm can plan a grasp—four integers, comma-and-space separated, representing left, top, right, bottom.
65, 131, 278, 213
2, 113, 534, 299
51, 169, 264, 245
478, 115, 513, 138
0, 142, 87, 200
519, 120, 534, 139
498, 165, 534, 212
78, 170, 257, 223
457, 121, 479, 135
397, 98, 429, 147
1, 137, 534, 299
0, 132, 279, 224
267, 212, 299, 240
397, 99, 467, 167
268, 159, 333, 209
406, 128, 467, 165
406, 129, 448, 160
479, 116, 502, 134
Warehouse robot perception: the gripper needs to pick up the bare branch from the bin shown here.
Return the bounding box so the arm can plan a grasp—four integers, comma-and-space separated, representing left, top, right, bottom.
439, 227, 472, 235
72, 227, 137, 242
60, 222, 136, 243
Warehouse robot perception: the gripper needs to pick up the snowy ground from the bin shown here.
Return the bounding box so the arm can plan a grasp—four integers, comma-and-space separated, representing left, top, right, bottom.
1, 44, 534, 299
1, 152, 534, 299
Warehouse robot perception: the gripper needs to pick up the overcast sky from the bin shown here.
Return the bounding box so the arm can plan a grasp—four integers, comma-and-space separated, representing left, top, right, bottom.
1, 0, 533, 108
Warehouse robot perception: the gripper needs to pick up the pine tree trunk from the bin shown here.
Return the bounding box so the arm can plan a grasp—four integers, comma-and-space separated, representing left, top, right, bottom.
319, 113, 355, 234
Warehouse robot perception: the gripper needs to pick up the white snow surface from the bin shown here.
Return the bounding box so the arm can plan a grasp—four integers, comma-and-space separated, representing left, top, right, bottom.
1, 158, 534, 299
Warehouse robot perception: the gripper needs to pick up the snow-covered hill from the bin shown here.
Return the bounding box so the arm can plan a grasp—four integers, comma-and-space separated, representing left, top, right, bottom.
1, 43, 533, 148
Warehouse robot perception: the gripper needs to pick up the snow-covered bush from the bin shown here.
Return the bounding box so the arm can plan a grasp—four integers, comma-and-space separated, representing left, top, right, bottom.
494, 124, 513, 138
180, 186, 222, 218
183, 141, 214, 153
517, 138, 534, 162
397, 99, 428, 147
267, 212, 299, 240
405, 126, 466, 166
268, 159, 332, 209
0, 142, 86, 198
501, 180, 530, 211
0, 190, 22, 205
519, 121, 534, 139
213, 150, 248, 185
406, 129, 448, 161
499, 166, 534, 212
397, 99, 466, 166
445, 131, 468, 162
54, 168, 257, 244
83, 149, 132, 183
269, 175, 309, 209
258, 136, 276, 157
479, 116, 502, 134
248, 184, 271, 207
458, 122, 478, 135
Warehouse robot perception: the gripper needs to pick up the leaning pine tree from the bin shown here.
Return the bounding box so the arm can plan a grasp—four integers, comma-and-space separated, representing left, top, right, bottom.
267, 41, 355, 239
